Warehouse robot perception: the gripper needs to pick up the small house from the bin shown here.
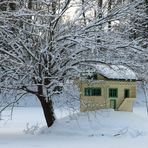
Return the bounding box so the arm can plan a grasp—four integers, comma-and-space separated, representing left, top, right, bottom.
80, 64, 137, 112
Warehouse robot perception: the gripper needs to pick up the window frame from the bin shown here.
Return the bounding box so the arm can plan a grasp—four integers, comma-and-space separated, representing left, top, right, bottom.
109, 88, 118, 98
84, 87, 102, 96
124, 89, 130, 98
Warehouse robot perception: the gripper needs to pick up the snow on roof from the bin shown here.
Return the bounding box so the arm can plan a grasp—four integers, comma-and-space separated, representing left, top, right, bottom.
95, 64, 137, 80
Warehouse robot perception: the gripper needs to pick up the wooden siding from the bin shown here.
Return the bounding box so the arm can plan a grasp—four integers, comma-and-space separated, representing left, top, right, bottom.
97, 74, 107, 80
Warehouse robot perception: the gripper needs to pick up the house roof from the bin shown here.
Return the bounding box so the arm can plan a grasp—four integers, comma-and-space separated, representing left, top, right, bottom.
95, 64, 137, 80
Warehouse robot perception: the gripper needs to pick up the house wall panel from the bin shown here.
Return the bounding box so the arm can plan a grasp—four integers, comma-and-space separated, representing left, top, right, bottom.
80, 80, 136, 112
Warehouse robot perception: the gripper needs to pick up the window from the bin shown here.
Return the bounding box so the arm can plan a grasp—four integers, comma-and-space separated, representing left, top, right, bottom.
109, 88, 118, 98
84, 88, 101, 96
124, 89, 130, 98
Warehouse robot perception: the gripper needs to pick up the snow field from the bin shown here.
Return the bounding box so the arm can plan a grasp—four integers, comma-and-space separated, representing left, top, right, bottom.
1, 107, 148, 148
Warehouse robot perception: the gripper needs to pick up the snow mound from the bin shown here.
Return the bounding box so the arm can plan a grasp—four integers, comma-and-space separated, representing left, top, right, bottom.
112, 127, 143, 138
38, 109, 147, 138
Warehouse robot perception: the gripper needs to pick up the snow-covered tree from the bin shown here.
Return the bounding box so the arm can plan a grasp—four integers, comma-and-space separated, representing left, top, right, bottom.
112, 0, 148, 80
0, 0, 147, 127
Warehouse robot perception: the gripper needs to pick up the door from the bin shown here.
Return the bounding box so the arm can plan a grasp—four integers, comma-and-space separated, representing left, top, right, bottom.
124, 89, 130, 98
110, 100, 116, 109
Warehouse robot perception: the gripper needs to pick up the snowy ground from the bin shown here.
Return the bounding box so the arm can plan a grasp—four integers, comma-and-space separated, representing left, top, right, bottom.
0, 105, 148, 148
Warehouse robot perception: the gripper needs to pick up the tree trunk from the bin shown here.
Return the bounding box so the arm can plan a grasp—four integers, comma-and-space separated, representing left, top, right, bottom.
37, 96, 55, 127
28, 0, 32, 9
108, 0, 112, 29
82, 0, 86, 25
97, 0, 102, 18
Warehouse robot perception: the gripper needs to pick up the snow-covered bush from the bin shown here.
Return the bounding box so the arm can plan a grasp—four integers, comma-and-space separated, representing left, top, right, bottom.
23, 123, 40, 135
